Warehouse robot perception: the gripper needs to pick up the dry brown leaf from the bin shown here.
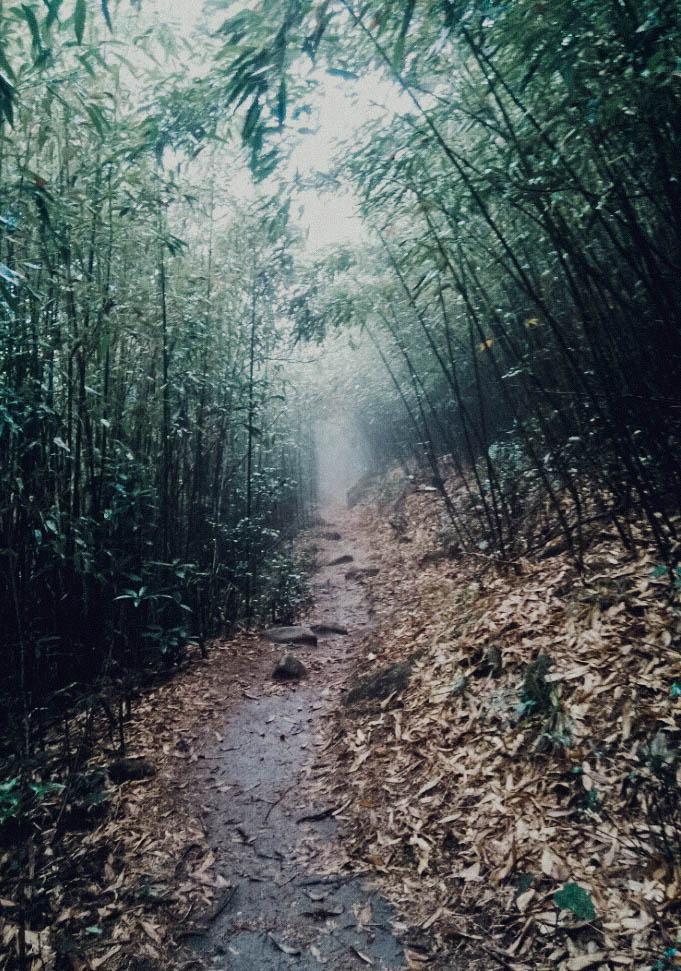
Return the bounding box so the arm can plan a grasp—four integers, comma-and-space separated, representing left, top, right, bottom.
404, 949, 430, 969
354, 900, 373, 929
415, 776, 442, 799
563, 953, 608, 970
140, 920, 162, 946
420, 905, 443, 930
90, 947, 122, 969
268, 934, 301, 955
459, 861, 481, 882
350, 947, 374, 966
516, 889, 535, 913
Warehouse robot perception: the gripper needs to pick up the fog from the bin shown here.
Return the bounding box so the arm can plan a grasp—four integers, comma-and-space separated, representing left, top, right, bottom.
315, 417, 370, 508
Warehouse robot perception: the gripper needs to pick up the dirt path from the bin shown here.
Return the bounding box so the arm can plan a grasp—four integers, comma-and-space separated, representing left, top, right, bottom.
182, 507, 407, 970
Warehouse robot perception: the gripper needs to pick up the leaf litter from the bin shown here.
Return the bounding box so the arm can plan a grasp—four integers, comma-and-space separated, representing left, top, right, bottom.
309, 477, 681, 970
4, 475, 681, 971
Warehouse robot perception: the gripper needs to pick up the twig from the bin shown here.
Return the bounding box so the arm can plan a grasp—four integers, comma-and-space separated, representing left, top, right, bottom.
298, 873, 366, 888
263, 783, 295, 822
296, 805, 338, 824
207, 885, 237, 923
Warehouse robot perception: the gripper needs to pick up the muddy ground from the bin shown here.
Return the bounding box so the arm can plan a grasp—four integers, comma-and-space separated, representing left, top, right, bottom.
177, 508, 409, 970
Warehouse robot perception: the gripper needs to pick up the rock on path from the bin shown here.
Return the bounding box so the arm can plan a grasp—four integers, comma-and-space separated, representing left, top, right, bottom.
310, 623, 349, 636
265, 626, 318, 646
273, 655, 307, 680
345, 566, 380, 580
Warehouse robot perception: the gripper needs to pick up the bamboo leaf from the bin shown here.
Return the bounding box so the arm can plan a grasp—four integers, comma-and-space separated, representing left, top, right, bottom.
276, 77, 287, 127
0, 73, 14, 126
0, 263, 21, 286
74, 0, 86, 44
101, 0, 113, 32
21, 4, 42, 51
0, 45, 15, 81
45, 0, 63, 29
393, 0, 415, 70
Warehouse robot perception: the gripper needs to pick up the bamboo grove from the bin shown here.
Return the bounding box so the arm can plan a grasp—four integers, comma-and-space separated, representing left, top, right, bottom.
0, 5, 317, 755
1, 0, 681, 788
219, 0, 681, 567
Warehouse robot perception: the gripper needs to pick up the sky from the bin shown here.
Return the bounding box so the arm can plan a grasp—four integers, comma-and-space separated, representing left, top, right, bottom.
140, 0, 405, 252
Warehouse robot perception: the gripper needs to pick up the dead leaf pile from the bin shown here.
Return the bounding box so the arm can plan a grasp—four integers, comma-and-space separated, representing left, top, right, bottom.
316, 483, 681, 970
0, 638, 260, 971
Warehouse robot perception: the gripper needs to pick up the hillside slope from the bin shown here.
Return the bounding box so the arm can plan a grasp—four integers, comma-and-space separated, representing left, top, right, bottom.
318, 474, 681, 970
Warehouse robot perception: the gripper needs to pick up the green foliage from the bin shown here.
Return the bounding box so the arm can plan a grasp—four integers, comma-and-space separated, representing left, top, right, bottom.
641, 731, 678, 785
0, 779, 20, 824
652, 945, 681, 971
214, 0, 681, 573
651, 564, 681, 587
627, 732, 681, 868
554, 883, 596, 922
0, 4, 318, 762
74, 0, 87, 44
264, 551, 311, 626
519, 655, 553, 717
0, 776, 63, 825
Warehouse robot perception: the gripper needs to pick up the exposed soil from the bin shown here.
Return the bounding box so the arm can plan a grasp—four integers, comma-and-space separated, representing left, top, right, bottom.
178, 507, 408, 970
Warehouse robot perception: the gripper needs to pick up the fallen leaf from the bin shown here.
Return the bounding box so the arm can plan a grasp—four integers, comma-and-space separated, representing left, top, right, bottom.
350, 947, 374, 966
516, 889, 535, 912
140, 921, 162, 946
354, 900, 372, 928
268, 934, 300, 956
565, 953, 608, 970
421, 906, 443, 930
91, 947, 122, 969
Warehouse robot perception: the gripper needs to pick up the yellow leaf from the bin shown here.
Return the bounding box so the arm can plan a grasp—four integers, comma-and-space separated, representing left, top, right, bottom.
478, 338, 493, 352
525, 317, 540, 327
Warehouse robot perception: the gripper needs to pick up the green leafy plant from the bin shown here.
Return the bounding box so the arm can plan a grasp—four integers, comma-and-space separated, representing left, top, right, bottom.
651, 565, 681, 587
554, 883, 596, 922
652, 945, 681, 970
0, 778, 20, 825
0, 776, 63, 826
629, 732, 681, 865
518, 655, 554, 716
516, 656, 573, 752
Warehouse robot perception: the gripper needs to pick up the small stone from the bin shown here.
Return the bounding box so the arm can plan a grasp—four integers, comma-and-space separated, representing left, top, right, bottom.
265, 626, 318, 646
345, 567, 379, 580
344, 662, 411, 706
273, 655, 308, 680
311, 623, 349, 636
320, 531, 342, 541
419, 549, 448, 566
327, 554, 354, 566
108, 757, 156, 784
